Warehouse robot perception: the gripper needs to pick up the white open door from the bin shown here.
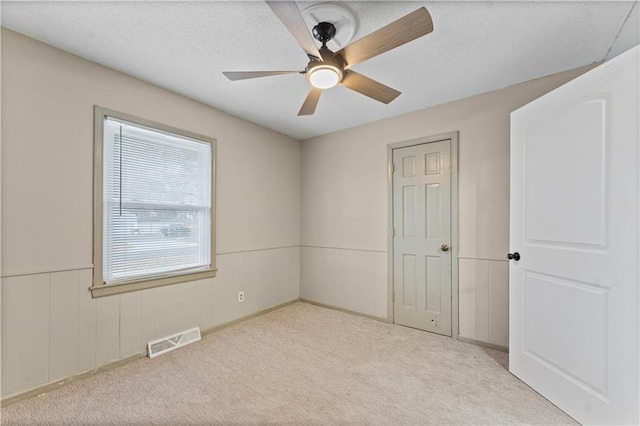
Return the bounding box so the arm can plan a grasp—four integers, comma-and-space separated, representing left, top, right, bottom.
510, 46, 639, 425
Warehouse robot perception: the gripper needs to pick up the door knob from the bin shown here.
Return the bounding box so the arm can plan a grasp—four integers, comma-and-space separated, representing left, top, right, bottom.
507, 252, 521, 261
441, 244, 450, 252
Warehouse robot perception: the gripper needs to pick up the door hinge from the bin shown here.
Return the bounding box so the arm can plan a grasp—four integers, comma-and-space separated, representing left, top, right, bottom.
392, 291, 396, 302
391, 163, 395, 174
392, 227, 396, 238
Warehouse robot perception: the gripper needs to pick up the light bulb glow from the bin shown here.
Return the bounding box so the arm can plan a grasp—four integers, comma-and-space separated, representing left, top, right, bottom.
309, 67, 340, 89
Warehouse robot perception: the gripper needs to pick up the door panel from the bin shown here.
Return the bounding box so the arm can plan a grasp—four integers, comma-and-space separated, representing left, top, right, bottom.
425, 183, 441, 239
393, 140, 451, 336
523, 271, 608, 397
403, 186, 417, 238
524, 97, 608, 249
402, 254, 417, 308
425, 256, 441, 312
402, 156, 416, 177
510, 46, 639, 425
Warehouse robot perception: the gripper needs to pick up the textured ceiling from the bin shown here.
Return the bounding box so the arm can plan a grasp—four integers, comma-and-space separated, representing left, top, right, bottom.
1, 1, 635, 140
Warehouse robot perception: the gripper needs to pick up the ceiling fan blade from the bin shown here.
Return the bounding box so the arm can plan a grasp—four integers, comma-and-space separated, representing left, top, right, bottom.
340, 71, 401, 104
298, 87, 322, 116
266, 1, 323, 60
223, 71, 302, 81
336, 7, 433, 69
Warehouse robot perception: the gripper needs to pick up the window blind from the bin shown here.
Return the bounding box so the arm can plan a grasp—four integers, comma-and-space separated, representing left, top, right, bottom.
103, 117, 212, 285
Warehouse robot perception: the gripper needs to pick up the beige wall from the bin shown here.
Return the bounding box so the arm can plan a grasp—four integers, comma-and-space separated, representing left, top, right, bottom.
300, 63, 597, 346
0, 29, 301, 398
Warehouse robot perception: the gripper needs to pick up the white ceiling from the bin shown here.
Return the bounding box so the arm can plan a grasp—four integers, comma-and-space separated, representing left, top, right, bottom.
1, 1, 635, 140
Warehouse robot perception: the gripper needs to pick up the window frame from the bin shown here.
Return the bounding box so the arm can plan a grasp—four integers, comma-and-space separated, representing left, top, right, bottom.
92, 106, 217, 298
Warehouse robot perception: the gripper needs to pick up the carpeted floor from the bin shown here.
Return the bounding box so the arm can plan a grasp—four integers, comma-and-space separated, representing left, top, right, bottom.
1, 302, 574, 425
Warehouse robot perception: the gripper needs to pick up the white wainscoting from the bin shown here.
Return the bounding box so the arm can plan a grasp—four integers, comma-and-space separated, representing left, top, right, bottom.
300, 246, 388, 319
458, 257, 509, 348
0, 246, 300, 399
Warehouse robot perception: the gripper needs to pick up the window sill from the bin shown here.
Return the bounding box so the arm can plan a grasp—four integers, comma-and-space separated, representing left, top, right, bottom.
90, 268, 218, 298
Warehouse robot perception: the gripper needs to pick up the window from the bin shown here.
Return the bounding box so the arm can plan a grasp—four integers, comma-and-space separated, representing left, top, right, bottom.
92, 107, 216, 297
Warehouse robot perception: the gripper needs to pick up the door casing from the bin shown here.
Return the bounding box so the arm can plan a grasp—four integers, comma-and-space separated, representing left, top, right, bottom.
387, 131, 459, 338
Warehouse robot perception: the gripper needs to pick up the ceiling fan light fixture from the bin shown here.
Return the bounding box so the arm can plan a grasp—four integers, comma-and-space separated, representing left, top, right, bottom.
308, 65, 342, 89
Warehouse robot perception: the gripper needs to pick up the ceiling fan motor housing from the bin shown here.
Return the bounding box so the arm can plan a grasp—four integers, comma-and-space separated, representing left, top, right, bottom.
312, 22, 337, 44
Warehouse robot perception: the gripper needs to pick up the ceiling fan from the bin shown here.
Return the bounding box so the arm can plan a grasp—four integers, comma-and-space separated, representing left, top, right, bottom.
223, 2, 434, 116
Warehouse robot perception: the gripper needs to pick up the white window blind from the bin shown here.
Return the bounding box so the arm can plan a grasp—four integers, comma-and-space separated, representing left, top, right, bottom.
103, 117, 212, 285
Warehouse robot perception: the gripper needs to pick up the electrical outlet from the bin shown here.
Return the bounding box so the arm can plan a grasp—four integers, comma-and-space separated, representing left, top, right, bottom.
238, 291, 244, 302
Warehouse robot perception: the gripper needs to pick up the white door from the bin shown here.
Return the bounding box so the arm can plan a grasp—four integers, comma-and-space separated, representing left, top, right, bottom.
510, 46, 639, 425
393, 140, 451, 336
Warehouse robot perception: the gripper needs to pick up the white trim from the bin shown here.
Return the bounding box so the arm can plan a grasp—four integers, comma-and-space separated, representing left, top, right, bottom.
300, 299, 387, 322
457, 335, 508, 352
300, 245, 386, 253
219, 245, 301, 255
1, 265, 94, 278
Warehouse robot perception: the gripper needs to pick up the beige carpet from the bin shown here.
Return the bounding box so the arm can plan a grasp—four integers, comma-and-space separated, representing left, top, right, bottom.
1, 302, 574, 425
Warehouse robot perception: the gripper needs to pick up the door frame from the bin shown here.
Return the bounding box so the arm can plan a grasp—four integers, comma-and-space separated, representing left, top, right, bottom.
387, 131, 459, 338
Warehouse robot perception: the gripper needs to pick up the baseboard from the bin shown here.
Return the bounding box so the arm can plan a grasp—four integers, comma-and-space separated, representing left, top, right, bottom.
201, 299, 299, 337
299, 300, 508, 353
300, 299, 388, 323
457, 335, 508, 352
0, 353, 144, 407
0, 298, 300, 407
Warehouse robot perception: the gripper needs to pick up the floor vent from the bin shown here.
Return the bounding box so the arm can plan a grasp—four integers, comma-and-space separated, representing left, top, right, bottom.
147, 327, 201, 359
